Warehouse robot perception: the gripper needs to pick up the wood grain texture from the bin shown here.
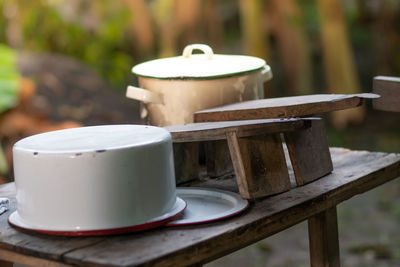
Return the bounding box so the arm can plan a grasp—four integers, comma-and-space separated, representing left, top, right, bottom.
308, 207, 340, 267
0, 249, 70, 267
225, 132, 290, 199
167, 118, 314, 196
234, 134, 291, 199
0, 259, 12, 267
165, 118, 311, 143
205, 140, 233, 178
373, 76, 400, 112
173, 143, 200, 184
226, 131, 249, 198
194, 94, 378, 122
285, 119, 333, 186
0, 148, 398, 266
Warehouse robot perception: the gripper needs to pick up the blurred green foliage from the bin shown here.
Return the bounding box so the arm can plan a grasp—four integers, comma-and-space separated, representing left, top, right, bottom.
0, 44, 19, 114
0, 43, 19, 175
1, 0, 134, 88
1, 0, 400, 92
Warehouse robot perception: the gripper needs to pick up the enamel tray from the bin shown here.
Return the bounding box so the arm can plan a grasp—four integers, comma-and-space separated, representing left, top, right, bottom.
9, 197, 186, 236
166, 187, 249, 226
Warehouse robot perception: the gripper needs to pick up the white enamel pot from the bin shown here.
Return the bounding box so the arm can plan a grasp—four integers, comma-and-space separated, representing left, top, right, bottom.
126, 44, 273, 126
10, 125, 185, 234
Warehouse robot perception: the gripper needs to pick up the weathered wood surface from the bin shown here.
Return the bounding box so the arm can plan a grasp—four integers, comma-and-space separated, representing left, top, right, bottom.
226, 132, 248, 197
194, 93, 379, 122
285, 119, 333, 186
227, 133, 291, 199
167, 118, 306, 198
308, 207, 340, 267
0, 148, 398, 266
205, 140, 233, 178
173, 143, 200, 184
0, 249, 69, 267
165, 118, 313, 142
373, 76, 400, 112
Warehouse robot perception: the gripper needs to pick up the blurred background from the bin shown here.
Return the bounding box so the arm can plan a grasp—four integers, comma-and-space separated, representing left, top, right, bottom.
0, 0, 399, 266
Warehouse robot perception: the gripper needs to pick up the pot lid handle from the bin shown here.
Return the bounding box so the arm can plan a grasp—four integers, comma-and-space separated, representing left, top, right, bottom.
182, 44, 214, 60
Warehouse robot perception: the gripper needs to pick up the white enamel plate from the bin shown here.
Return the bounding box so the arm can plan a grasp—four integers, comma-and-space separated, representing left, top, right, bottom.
166, 187, 249, 226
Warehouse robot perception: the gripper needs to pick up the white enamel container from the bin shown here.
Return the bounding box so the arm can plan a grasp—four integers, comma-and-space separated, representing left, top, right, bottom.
126, 44, 273, 126
11, 125, 180, 232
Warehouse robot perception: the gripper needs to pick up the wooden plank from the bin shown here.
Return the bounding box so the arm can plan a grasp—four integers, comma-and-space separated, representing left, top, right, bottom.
226, 132, 249, 198
234, 133, 291, 199
165, 118, 311, 143
308, 207, 340, 267
0, 259, 12, 267
0, 248, 71, 267
285, 119, 333, 186
173, 143, 200, 184
226, 132, 291, 199
194, 93, 379, 122
0, 148, 398, 266
205, 140, 233, 178
373, 76, 400, 112
60, 148, 399, 266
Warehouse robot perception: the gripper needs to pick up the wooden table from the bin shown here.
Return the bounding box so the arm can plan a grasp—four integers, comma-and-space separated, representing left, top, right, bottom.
0, 148, 398, 267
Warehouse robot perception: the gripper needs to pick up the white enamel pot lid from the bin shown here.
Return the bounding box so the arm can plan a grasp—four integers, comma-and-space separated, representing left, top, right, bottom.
132, 44, 269, 80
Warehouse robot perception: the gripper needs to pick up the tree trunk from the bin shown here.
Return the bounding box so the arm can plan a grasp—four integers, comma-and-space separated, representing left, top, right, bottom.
239, 0, 269, 60
239, 0, 270, 97
268, 0, 314, 96
124, 0, 154, 54
203, 0, 224, 50
316, 0, 364, 129
175, 0, 202, 45
154, 0, 177, 57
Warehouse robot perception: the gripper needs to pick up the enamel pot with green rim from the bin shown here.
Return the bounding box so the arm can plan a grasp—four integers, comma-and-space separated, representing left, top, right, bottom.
126, 44, 272, 126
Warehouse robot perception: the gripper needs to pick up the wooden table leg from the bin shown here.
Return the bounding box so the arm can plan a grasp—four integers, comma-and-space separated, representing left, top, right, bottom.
308, 206, 340, 267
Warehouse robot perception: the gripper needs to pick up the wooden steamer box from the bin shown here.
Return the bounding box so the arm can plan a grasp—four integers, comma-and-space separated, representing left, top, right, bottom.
167, 93, 378, 199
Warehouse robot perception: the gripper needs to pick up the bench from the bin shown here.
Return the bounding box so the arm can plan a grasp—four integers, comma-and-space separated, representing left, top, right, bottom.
0, 147, 398, 266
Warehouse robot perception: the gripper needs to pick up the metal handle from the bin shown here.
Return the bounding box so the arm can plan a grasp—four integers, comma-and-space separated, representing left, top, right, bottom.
182, 44, 214, 60
260, 65, 273, 83
126, 85, 164, 104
